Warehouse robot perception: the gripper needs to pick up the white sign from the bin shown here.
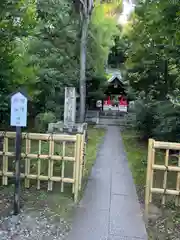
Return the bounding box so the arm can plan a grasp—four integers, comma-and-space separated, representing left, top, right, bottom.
10, 92, 28, 127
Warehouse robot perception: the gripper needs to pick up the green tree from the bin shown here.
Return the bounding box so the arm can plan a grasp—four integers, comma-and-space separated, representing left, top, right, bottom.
29, 0, 80, 117
0, 0, 123, 127
125, 0, 180, 99
31, 0, 119, 118
74, 0, 94, 122
0, 0, 37, 124
88, 4, 119, 76
123, 0, 180, 141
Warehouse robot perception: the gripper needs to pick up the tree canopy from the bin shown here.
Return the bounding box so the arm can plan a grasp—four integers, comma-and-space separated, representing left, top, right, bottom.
0, 0, 37, 124
119, 0, 180, 141
0, 0, 121, 127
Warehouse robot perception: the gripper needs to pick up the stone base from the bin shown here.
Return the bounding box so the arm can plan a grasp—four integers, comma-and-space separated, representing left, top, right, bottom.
47, 121, 63, 133
47, 121, 87, 135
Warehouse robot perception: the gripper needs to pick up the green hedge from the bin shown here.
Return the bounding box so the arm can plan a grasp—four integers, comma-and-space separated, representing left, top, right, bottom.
133, 99, 180, 142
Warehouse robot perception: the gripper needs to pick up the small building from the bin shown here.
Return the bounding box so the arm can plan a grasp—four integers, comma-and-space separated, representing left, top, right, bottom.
103, 72, 128, 112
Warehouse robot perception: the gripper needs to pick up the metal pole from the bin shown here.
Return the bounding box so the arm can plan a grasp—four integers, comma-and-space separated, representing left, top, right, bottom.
14, 126, 21, 215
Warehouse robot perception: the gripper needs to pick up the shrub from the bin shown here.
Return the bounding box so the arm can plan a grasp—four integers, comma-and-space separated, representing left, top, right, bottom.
153, 101, 180, 142
133, 98, 180, 142
133, 98, 157, 140
35, 111, 56, 133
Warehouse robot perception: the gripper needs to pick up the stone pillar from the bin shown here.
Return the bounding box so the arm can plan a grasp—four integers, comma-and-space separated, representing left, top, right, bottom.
64, 87, 76, 126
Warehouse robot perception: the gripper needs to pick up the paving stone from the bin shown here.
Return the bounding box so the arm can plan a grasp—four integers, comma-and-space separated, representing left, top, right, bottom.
67, 126, 148, 240
111, 173, 137, 196
79, 173, 111, 210
109, 194, 147, 239
67, 208, 109, 240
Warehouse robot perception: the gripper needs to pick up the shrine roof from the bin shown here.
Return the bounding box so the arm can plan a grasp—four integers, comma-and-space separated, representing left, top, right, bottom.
107, 74, 123, 84
106, 68, 123, 84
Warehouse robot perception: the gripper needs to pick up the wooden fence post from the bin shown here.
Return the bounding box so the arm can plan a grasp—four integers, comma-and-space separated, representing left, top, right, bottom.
176, 153, 180, 206
149, 142, 155, 203
2, 134, 8, 185
74, 134, 81, 203
145, 138, 154, 219
78, 133, 85, 191
25, 136, 31, 188
162, 149, 169, 205
83, 130, 87, 173
0, 131, 81, 199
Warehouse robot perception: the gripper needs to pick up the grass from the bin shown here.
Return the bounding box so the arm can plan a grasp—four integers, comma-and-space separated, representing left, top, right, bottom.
121, 129, 180, 239
121, 129, 178, 203
7, 140, 74, 178
79, 126, 105, 197
121, 129, 147, 187
0, 126, 106, 222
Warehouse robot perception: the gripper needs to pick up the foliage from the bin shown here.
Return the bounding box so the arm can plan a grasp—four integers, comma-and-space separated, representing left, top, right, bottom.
133, 96, 180, 142
119, 0, 180, 142
0, 0, 37, 123
108, 31, 128, 68
102, 0, 122, 18
85, 2, 121, 109
13, 37, 39, 96
29, 0, 80, 116
125, 0, 180, 97
88, 4, 119, 76
133, 97, 156, 140
0, 0, 120, 128
35, 111, 56, 133
153, 101, 180, 142
122, 130, 147, 186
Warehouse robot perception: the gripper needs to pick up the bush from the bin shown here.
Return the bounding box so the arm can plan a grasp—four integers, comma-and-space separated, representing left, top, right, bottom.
133, 99, 157, 140
133, 98, 180, 142
153, 101, 180, 142
35, 112, 56, 133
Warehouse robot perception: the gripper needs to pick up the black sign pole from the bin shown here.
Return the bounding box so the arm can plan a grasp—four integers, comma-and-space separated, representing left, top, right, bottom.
14, 126, 22, 215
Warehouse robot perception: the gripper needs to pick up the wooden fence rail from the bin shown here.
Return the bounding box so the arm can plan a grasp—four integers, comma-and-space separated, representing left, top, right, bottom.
0, 131, 86, 202
145, 138, 180, 216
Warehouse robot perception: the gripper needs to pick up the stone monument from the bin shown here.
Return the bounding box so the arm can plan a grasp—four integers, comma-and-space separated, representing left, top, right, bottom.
64, 87, 76, 126
48, 87, 87, 134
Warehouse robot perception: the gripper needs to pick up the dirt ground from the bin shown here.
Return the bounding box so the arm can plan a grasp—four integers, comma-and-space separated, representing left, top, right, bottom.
0, 184, 74, 240
137, 186, 180, 240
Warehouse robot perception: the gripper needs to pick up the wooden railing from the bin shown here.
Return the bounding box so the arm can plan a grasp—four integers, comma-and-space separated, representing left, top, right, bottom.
145, 139, 180, 216
0, 131, 86, 202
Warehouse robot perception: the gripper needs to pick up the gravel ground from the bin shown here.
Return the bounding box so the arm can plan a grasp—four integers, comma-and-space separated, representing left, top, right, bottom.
136, 186, 180, 239
0, 208, 71, 240
0, 185, 73, 240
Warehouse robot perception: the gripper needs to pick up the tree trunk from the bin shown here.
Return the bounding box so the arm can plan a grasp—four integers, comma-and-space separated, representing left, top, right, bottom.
164, 59, 168, 95
79, 16, 89, 123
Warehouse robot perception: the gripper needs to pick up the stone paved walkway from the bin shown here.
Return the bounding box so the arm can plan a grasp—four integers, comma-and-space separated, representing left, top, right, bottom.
67, 126, 148, 240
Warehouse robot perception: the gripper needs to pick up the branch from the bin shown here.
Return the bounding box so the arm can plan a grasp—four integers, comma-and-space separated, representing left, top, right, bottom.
79, 0, 94, 16
79, 0, 87, 15
88, 0, 94, 15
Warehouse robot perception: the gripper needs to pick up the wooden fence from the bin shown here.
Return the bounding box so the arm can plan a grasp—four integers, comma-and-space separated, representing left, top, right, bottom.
145, 139, 180, 216
0, 131, 86, 202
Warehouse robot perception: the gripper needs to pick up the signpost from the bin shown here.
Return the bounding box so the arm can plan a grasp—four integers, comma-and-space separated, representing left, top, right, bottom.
10, 91, 28, 215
